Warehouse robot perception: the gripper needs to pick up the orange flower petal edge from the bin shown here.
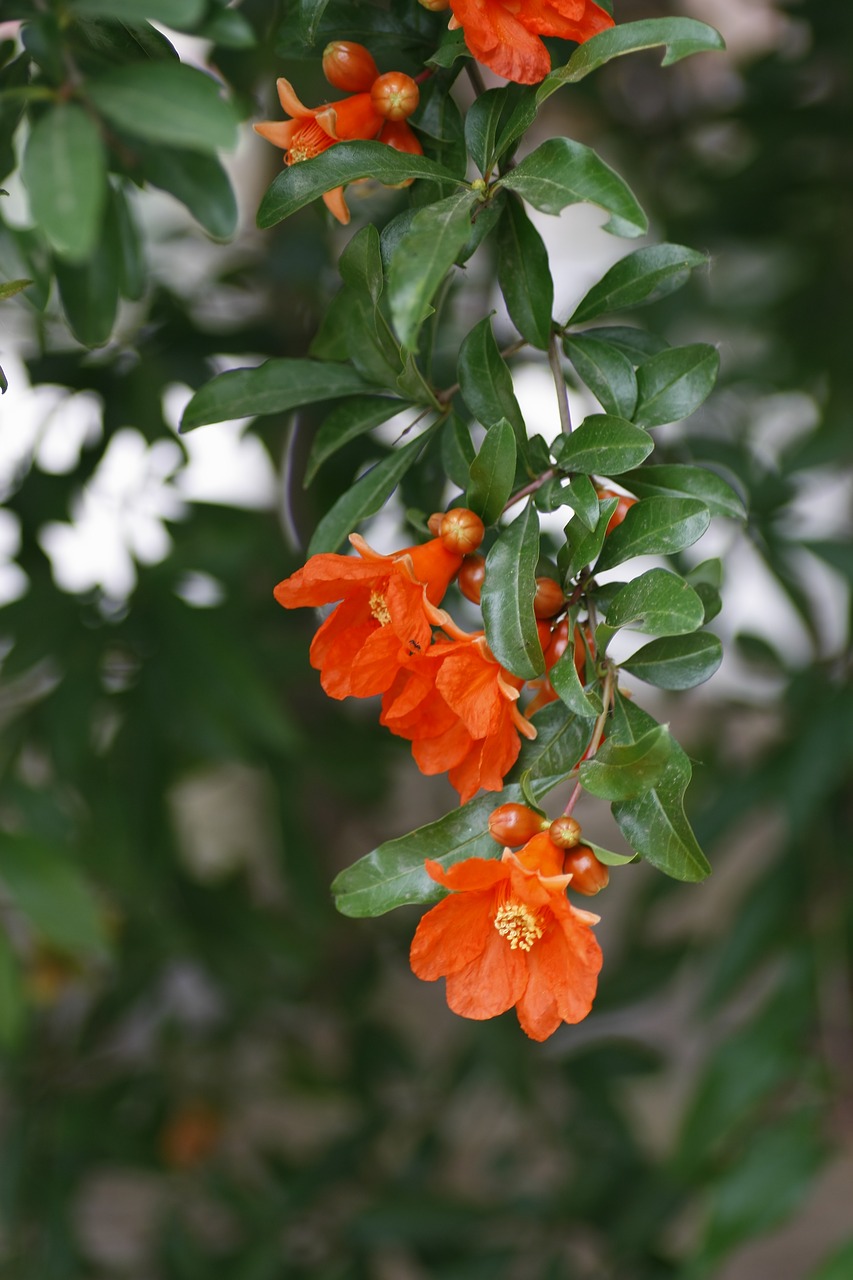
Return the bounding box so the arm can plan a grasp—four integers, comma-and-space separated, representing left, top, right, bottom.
448, 0, 614, 85
411, 845, 603, 1041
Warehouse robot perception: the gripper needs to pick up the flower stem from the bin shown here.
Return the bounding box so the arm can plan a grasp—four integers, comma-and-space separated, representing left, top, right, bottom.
548, 331, 572, 434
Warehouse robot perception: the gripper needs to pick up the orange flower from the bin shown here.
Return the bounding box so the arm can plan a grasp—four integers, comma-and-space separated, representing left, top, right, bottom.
381, 635, 537, 803
410, 834, 603, 1040
274, 533, 463, 700
448, 0, 614, 85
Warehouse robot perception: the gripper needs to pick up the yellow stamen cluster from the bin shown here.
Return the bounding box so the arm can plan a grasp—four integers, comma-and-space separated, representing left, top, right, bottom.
494, 901, 543, 952
369, 590, 391, 626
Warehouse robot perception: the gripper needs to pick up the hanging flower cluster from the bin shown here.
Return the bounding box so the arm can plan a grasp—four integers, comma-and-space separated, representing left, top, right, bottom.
275, 509, 594, 806
254, 42, 423, 224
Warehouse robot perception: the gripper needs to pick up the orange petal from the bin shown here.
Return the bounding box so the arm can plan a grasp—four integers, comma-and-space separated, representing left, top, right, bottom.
253, 120, 298, 149
449, 0, 552, 84
410, 889, 496, 980
316, 93, 383, 141
445, 924, 528, 1020
412, 718, 472, 774
276, 77, 316, 118
399, 538, 462, 605
274, 555, 383, 609
425, 856, 510, 893
322, 185, 351, 224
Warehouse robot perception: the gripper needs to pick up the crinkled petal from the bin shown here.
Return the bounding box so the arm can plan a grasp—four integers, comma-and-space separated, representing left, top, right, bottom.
436, 645, 505, 737
274, 556, 385, 609
347, 624, 410, 698
517, 914, 602, 1038
412, 717, 472, 774
425, 856, 510, 894
445, 925, 528, 1020
450, 0, 552, 84
410, 889, 496, 980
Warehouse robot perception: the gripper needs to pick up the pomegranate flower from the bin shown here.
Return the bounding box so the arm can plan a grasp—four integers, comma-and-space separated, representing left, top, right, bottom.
410, 834, 603, 1041
448, 0, 614, 86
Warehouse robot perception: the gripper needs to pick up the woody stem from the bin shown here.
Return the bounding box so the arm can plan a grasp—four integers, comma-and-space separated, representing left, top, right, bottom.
548, 331, 572, 434
562, 665, 615, 817
502, 469, 556, 514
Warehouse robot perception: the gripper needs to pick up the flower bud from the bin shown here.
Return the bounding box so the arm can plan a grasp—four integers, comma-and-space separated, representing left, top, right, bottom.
458, 553, 486, 604
488, 802, 549, 846
371, 71, 420, 122
563, 845, 610, 895
548, 815, 582, 849
533, 576, 565, 619
439, 508, 485, 555
322, 41, 380, 92
596, 487, 637, 535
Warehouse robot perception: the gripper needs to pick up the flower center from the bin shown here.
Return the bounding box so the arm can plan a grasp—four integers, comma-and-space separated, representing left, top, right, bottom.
494, 901, 542, 952
369, 590, 391, 626
287, 119, 332, 165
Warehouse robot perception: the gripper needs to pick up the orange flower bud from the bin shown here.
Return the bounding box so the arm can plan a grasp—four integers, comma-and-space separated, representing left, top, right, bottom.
371, 71, 420, 122
596, 487, 637, 535
458, 553, 486, 604
378, 118, 424, 157
322, 41, 380, 92
563, 845, 609, 895
439, 508, 485, 555
548, 815, 582, 849
488, 802, 549, 846
533, 576, 565, 619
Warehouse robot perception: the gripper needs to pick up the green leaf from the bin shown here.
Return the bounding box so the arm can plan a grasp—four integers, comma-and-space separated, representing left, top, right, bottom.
467, 419, 517, 526
0, 363, 6, 394
305, 396, 406, 485
561, 475, 600, 531
610, 697, 711, 881
579, 725, 674, 800
686, 558, 723, 624
0, 930, 25, 1047
481, 501, 544, 680
331, 701, 593, 916
111, 183, 145, 301
464, 87, 510, 176
577, 325, 669, 364
594, 496, 711, 572
441, 415, 475, 489
496, 195, 553, 350
54, 199, 121, 346
22, 104, 106, 262
583, 840, 636, 867
500, 138, 647, 238
564, 334, 638, 418
568, 243, 709, 323
457, 315, 526, 446
602, 569, 705, 637
622, 632, 723, 690
307, 424, 439, 555
548, 17, 725, 84
296, 0, 332, 45
181, 360, 376, 431
549, 643, 602, 719
634, 343, 719, 427
87, 62, 238, 153
619, 463, 746, 521
558, 496, 617, 581
340, 223, 384, 304
0, 836, 109, 956
551, 414, 653, 475
70, 0, 205, 24
137, 144, 237, 240
257, 140, 460, 228
0, 278, 32, 300
388, 189, 477, 351
201, 8, 256, 46
427, 27, 469, 70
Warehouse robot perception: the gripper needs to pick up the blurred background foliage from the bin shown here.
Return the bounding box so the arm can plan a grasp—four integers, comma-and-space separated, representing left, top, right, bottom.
0, 1, 851, 1277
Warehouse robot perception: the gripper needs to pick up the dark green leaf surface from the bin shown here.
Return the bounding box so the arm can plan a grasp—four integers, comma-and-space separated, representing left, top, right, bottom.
564, 334, 638, 418
496, 196, 553, 350
332, 701, 593, 916
601, 569, 705, 637
305, 396, 407, 485
388, 189, 476, 350
136, 144, 238, 239
500, 138, 647, 237
339, 223, 384, 304
464, 88, 509, 176
561, 474, 600, 530
22, 104, 106, 262
457, 315, 526, 445
558, 496, 617, 581
620, 463, 745, 520
622, 632, 723, 690
579, 725, 674, 799
550, 645, 602, 719
634, 343, 719, 427
482, 501, 544, 680
551, 414, 653, 475
467, 419, 517, 525
70, 0, 205, 23
87, 62, 238, 153
594, 496, 711, 571
546, 18, 725, 86
54, 207, 120, 346
181, 360, 375, 431
569, 243, 708, 323
610, 697, 711, 881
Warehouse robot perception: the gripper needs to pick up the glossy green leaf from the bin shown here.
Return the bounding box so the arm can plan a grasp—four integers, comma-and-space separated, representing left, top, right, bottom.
558, 496, 617, 581
620, 463, 746, 521
135, 143, 238, 240
634, 343, 719, 427
340, 223, 384, 304
551, 414, 653, 475
583, 840, 637, 867
22, 104, 106, 262
577, 325, 669, 364
467, 419, 517, 525
296, 0, 332, 44
622, 632, 722, 690
602, 569, 705, 637
307, 423, 439, 555
580, 724, 674, 799
496, 196, 553, 350
457, 315, 526, 445
111, 184, 145, 302
87, 62, 238, 153
305, 396, 407, 485
548, 18, 725, 84
388, 189, 477, 350
181, 360, 376, 431
0, 836, 109, 955
550, 644, 602, 718
594, 496, 711, 572
481, 501, 544, 680
70, 0, 205, 24
331, 701, 593, 916
564, 334, 638, 418
441, 415, 475, 489
54, 200, 121, 346
561, 475, 600, 531
257, 141, 460, 227
464, 88, 509, 176
500, 138, 647, 238
610, 697, 711, 881
569, 243, 708, 323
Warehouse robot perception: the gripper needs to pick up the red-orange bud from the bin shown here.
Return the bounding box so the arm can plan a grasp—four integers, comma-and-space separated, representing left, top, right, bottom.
563, 845, 610, 895
533, 576, 565, 619
597, 488, 637, 536
488, 803, 549, 846
458, 553, 486, 604
322, 41, 380, 92
371, 71, 420, 122
548, 815, 582, 850
439, 508, 485, 555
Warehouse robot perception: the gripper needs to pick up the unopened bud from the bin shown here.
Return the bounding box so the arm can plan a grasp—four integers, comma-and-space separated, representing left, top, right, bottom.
439, 507, 485, 555
371, 71, 420, 122
548, 815, 582, 849
322, 41, 379, 92
533, 576, 565, 619
563, 845, 610, 895
488, 803, 549, 846
458, 553, 486, 604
